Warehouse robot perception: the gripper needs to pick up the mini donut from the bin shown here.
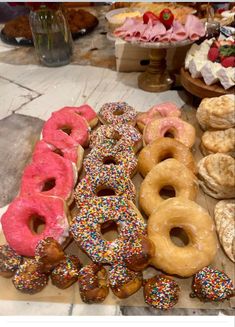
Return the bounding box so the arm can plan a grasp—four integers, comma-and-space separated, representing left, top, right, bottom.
137, 102, 181, 132
33, 140, 84, 172
74, 166, 136, 208
144, 274, 180, 310
20, 153, 77, 204
35, 237, 65, 273
191, 267, 235, 302
78, 263, 109, 303
70, 197, 146, 265
13, 259, 48, 294
138, 137, 197, 177
0, 245, 22, 278
42, 110, 90, 148
1, 195, 70, 257
83, 140, 137, 177
56, 105, 98, 128
109, 264, 143, 299
51, 255, 82, 289
148, 198, 218, 277
143, 117, 196, 148
139, 158, 198, 217
98, 102, 137, 126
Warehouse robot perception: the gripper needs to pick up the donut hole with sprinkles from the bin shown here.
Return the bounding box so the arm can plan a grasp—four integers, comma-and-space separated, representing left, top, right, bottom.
28, 214, 46, 235
113, 108, 124, 116
41, 178, 56, 192
159, 185, 176, 199
96, 186, 116, 197
102, 156, 118, 165
170, 227, 190, 247
100, 221, 119, 241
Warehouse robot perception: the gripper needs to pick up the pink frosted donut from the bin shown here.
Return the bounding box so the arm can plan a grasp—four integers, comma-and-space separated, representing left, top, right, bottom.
1, 195, 70, 257
42, 111, 90, 149
98, 102, 137, 126
90, 123, 143, 153
144, 117, 196, 148
137, 102, 181, 132
20, 153, 77, 204
56, 105, 98, 128
33, 140, 84, 172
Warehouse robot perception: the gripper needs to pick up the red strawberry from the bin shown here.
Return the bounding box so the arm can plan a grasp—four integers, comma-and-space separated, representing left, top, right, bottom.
143, 11, 159, 24
211, 40, 220, 48
208, 47, 219, 62
221, 56, 235, 68
159, 9, 174, 29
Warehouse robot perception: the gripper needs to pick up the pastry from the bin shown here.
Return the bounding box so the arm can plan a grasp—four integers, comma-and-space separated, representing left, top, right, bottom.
200, 128, 235, 156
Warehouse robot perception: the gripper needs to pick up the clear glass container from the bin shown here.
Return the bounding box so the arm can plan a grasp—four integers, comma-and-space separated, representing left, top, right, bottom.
29, 6, 73, 67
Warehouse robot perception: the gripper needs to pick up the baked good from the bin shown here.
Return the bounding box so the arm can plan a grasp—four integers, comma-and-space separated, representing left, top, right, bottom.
0, 245, 22, 278
98, 102, 137, 126
200, 128, 235, 156
147, 198, 218, 277
197, 153, 235, 199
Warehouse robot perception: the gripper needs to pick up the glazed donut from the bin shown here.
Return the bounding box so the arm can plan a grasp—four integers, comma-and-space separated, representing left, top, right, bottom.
70, 197, 146, 265
74, 166, 136, 208
33, 140, 84, 172
144, 275, 180, 310
109, 264, 143, 299
20, 153, 77, 204
56, 105, 98, 128
1, 195, 70, 257
143, 117, 196, 148
83, 140, 137, 177
98, 102, 137, 126
13, 258, 48, 294
139, 159, 198, 216
137, 102, 181, 132
35, 237, 65, 273
51, 255, 82, 289
90, 123, 142, 153
147, 198, 218, 277
42, 110, 90, 148
78, 263, 109, 303
138, 137, 197, 177
0, 245, 22, 278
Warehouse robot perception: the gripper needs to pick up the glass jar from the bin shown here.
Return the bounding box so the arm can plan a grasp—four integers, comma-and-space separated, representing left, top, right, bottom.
29, 5, 73, 67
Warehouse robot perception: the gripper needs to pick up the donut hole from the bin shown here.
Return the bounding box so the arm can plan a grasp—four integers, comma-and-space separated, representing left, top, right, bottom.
113, 108, 124, 116
111, 131, 122, 141
41, 178, 56, 192
158, 152, 173, 162
60, 126, 72, 135
170, 227, 189, 247
159, 185, 176, 199
53, 148, 64, 157
96, 186, 116, 197
164, 129, 175, 138
100, 221, 119, 241
29, 214, 46, 235
102, 156, 118, 165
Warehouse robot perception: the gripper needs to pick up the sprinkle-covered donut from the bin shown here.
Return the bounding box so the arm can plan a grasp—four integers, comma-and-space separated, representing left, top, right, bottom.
98, 102, 137, 126
74, 166, 136, 207
83, 140, 137, 177
1, 195, 70, 257
20, 153, 77, 204
0, 245, 22, 278
42, 110, 90, 148
70, 197, 146, 265
90, 123, 143, 153
56, 105, 98, 128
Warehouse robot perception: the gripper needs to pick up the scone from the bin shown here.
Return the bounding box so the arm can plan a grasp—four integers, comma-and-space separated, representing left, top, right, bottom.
200, 128, 235, 157
197, 153, 235, 199
214, 200, 235, 262
196, 95, 235, 130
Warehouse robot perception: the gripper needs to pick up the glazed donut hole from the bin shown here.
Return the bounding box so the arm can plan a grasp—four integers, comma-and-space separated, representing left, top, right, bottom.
163, 129, 176, 139
169, 227, 190, 248
159, 185, 176, 199
28, 214, 46, 235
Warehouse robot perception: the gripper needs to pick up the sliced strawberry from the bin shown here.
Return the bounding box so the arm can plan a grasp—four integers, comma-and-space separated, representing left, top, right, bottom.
208, 47, 219, 62
143, 11, 159, 24
221, 56, 235, 68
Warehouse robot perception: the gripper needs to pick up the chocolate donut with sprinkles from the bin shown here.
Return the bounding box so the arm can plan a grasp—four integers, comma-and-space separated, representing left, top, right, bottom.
98, 102, 137, 126
0, 245, 22, 278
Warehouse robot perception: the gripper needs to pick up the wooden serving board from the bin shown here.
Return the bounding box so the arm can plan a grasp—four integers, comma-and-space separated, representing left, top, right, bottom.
180, 68, 235, 99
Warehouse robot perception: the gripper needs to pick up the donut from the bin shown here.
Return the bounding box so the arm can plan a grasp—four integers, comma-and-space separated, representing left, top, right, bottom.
139, 158, 198, 216
51, 255, 82, 289
143, 117, 196, 148
138, 137, 197, 177
0, 245, 22, 278
1, 195, 70, 257
98, 102, 137, 126
42, 110, 90, 148
144, 275, 180, 310
74, 166, 136, 208
33, 140, 84, 171
137, 102, 181, 132
147, 198, 218, 277
78, 263, 109, 303
90, 123, 143, 153
56, 105, 98, 128
35, 237, 65, 273
83, 140, 137, 177
13, 259, 48, 294
191, 267, 235, 302
20, 152, 77, 204
70, 197, 146, 265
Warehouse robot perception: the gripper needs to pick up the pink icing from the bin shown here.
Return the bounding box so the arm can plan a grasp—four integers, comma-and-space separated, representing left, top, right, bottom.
56, 105, 97, 127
